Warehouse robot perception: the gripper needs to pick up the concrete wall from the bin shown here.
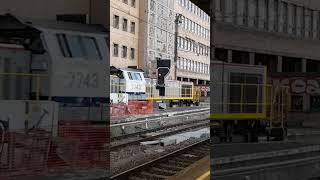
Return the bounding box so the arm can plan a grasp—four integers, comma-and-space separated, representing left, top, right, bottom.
210, 0, 320, 127
211, 0, 320, 60
0, 0, 90, 20
213, 22, 320, 60
0, 0, 107, 28
90, 0, 108, 28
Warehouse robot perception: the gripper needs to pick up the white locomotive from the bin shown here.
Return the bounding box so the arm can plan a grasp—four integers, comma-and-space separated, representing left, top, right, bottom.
0, 14, 109, 128
110, 66, 200, 107
110, 67, 146, 104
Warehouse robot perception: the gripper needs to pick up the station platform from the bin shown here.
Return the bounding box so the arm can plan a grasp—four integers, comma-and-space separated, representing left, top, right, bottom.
170, 156, 210, 180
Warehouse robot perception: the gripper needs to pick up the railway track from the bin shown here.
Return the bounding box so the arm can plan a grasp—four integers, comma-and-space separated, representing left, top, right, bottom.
110, 138, 210, 180
110, 110, 209, 142
111, 113, 209, 142
111, 120, 209, 150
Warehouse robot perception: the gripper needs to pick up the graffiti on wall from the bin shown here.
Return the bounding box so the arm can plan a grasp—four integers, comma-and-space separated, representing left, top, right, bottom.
272, 77, 320, 95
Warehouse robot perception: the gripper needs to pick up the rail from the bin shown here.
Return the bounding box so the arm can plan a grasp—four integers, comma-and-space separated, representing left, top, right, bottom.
111, 138, 210, 180
110, 108, 209, 127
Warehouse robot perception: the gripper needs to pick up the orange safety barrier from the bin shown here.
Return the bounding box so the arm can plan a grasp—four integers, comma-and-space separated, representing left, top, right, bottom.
0, 122, 109, 179
127, 101, 154, 115
110, 103, 129, 118
110, 101, 154, 119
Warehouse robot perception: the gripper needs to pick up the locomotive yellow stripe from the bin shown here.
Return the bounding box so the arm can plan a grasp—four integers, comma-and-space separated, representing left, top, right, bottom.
209, 113, 267, 120
145, 97, 194, 100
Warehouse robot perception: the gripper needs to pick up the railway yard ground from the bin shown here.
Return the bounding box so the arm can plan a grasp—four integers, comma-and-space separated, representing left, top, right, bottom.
110, 104, 320, 180
110, 106, 211, 179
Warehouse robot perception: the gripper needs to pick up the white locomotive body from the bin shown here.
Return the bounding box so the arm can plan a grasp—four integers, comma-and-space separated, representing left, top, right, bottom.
0, 16, 109, 122
110, 68, 146, 103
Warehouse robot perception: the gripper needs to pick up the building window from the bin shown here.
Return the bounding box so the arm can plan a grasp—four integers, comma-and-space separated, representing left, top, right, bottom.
123, 18, 128, 31
201, 63, 204, 73
123, 0, 128, 4
113, 43, 119, 56
293, 4, 297, 35
318, 12, 320, 39
113, 15, 119, 29
274, 0, 279, 32
130, 48, 135, 59
122, 46, 127, 58
131, 0, 136, 7
131, 22, 136, 33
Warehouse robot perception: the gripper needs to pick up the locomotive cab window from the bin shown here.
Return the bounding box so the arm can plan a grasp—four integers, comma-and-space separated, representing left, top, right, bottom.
127, 72, 142, 81
56, 33, 102, 60
127, 72, 133, 80
133, 73, 142, 81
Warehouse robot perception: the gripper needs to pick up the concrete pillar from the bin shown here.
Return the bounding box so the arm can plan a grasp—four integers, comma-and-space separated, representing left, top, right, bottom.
302, 59, 307, 72
277, 56, 283, 72
249, 52, 255, 65
227, 49, 232, 63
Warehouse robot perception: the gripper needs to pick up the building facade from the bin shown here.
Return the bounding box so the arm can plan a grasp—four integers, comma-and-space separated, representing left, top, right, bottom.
175, 0, 210, 86
110, 0, 140, 68
139, 0, 176, 79
0, 0, 107, 27
211, 0, 320, 125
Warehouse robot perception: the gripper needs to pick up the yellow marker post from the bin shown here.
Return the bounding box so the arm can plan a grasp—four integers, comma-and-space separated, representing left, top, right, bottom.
196, 171, 210, 180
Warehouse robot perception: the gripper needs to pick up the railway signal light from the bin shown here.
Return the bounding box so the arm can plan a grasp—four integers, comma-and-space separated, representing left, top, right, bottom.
156, 58, 171, 96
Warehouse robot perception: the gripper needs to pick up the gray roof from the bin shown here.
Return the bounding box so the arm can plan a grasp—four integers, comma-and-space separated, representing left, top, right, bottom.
18, 17, 108, 34
120, 68, 145, 73
0, 13, 107, 35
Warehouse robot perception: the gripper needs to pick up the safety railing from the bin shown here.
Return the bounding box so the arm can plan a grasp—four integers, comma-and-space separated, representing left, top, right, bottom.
0, 73, 110, 178
110, 81, 197, 101
267, 86, 290, 128
210, 82, 290, 121
145, 84, 195, 100
0, 123, 109, 179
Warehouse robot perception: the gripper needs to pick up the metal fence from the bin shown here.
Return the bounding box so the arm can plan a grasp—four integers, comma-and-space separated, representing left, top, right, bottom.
211, 82, 290, 121
0, 73, 110, 179
0, 123, 109, 179
110, 80, 198, 101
